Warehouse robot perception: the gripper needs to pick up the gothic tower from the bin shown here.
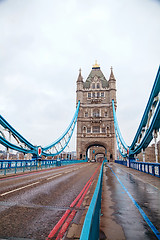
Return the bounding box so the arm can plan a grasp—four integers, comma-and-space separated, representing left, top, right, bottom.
76, 62, 117, 161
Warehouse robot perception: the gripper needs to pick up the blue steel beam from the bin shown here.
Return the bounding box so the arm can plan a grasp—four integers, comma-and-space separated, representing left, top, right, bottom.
0, 115, 35, 150
112, 100, 128, 152
0, 136, 32, 154
130, 66, 160, 150
0, 102, 80, 157
130, 100, 160, 155
112, 66, 160, 158
42, 101, 80, 156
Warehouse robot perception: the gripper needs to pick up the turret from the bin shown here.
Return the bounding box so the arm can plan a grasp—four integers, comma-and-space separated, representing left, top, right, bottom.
109, 66, 116, 105
76, 68, 84, 104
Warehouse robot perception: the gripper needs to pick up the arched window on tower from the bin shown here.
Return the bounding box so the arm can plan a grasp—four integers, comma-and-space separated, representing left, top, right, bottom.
93, 109, 100, 117
83, 126, 87, 133
88, 92, 91, 98
93, 126, 100, 133
85, 112, 88, 117
107, 126, 110, 136
87, 127, 91, 133
102, 127, 106, 133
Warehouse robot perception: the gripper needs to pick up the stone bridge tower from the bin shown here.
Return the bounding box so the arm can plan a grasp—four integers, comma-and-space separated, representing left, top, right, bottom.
76, 62, 117, 161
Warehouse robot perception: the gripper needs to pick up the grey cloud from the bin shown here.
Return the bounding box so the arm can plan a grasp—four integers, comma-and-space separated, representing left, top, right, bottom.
0, 0, 160, 150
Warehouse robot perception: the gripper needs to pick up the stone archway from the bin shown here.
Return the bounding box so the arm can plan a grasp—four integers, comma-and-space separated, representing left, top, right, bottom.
95, 152, 105, 162
85, 141, 112, 161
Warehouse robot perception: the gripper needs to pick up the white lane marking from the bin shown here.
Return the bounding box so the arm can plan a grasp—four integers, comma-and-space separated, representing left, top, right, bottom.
0, 181, 40, 196
47, 173, 62, 180
65, 166, 85, 173
0, 165, 86, 196
64, 171, 71, 174
48, 164, 87, 178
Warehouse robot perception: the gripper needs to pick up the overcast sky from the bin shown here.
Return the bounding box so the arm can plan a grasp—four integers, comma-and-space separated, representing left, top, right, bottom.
0, 0, 160, 152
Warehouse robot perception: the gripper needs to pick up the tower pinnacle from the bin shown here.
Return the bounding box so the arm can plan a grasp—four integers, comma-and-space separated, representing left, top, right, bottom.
77, 68, 83, 82
92, 60, 100, 69
109, 66, 115, 80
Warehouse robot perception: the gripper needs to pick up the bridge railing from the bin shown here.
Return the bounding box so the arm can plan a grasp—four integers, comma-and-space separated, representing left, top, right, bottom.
80, 162, 104, 240
115, 160, 160, 177
0, 159, 87, 176
114, 160, 127, 166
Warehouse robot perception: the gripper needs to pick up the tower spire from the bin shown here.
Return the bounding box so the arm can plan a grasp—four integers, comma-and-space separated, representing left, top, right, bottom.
109, 66, 115, 80
77, 68, 83, 82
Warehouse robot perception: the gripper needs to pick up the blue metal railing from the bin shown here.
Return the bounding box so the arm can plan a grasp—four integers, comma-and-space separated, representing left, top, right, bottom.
115, 160, 127, 166
0, 159, 87, 176
80, 162, 104, 240
115, 160, 160, 177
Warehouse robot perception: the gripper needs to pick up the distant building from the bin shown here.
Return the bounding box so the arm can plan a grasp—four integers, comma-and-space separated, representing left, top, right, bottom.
137, 141, 160, 163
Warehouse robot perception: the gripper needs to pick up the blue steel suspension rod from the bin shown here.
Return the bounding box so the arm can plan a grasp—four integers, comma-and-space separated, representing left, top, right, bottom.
0, 136, 33, 154
112, 67, 160, 158
0, 115, 35, 150
115, 131, 127, 158
42, 114, 78, 157
112, 100, 128, 151
130, 100, 160, 155
130, 66, 160, 150
42, 101, 80, 154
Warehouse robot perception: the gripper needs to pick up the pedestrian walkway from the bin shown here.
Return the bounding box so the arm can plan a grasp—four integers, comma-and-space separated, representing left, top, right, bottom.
100, 163, 160, 240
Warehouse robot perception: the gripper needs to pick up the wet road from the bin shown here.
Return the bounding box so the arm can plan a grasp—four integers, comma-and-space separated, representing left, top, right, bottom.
102, 163, 160, 240
0, 163, 99, 240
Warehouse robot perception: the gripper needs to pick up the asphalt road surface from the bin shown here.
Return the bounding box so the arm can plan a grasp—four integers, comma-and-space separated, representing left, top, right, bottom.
0, 163, 99, 240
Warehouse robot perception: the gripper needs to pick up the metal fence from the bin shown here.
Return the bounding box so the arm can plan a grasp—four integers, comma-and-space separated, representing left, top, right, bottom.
115, 160, 160, 178
114, 160, 127, 166
80, 162, 104, 240
0, 159, 87, 176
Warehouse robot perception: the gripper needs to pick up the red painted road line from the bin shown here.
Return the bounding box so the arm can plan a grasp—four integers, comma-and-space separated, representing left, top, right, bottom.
70, 164, 101, 208
46, 164, 101, 240
56, 210, 77, 240
55, 173, 96, 239
46, 209, 71, 240
55, 182, 92, 240
70, 178, 91, 208
76, 181, 92, 208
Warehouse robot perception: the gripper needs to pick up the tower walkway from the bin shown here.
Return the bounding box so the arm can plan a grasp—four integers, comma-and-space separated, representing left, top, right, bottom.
100, 162, 160, 240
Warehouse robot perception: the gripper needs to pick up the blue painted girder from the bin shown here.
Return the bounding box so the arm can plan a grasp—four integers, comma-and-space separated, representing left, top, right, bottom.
0, 101, 80, 157
130, 100, 160, 155
112, 66, 160, 158
42, 101, 80, 156
0, 115, 35, 150
130, 66, 160, 150
0, 136, 33, 154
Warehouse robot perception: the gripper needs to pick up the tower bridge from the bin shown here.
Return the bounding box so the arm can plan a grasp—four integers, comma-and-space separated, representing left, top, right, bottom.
0, 63, 160, 240
76, 61, 116, 161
